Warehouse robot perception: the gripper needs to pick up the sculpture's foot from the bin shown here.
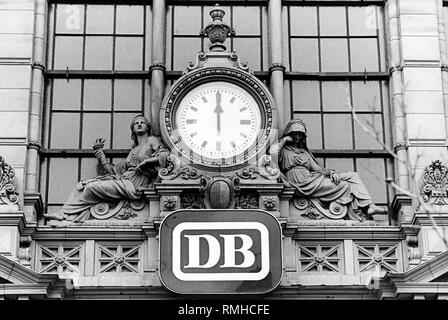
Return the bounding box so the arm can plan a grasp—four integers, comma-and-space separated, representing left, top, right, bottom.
366, 204, 388, 216
43, 212, 66, 221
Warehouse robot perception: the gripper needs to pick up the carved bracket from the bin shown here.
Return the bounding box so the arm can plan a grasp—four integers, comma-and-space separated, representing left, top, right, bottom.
292, 197, 368, 221
158, 154, 201, 181
236, 155, 280, 181
0, 156, 19, 208
90, 199, 145, 220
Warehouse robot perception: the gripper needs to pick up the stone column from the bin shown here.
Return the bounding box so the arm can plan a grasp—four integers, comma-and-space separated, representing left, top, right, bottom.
268, 0, 285, 136
387, 0, 410, 192
150, 0, 166, 136
437, 0, 448, 145
24, 0, 47, 221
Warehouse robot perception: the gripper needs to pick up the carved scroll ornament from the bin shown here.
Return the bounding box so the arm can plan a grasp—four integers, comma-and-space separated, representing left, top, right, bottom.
0, 156, 19, 206
419, 160, 448, 206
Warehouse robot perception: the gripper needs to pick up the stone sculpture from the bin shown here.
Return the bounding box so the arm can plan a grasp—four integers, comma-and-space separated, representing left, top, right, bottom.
274, 119, 387, 220
44, 115, 169, 223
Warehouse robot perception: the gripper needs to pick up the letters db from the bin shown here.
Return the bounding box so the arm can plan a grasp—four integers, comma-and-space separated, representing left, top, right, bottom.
159, 209, 283, 294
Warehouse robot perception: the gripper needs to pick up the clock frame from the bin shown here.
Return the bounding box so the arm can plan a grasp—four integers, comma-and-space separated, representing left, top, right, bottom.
160, 67, 276, 171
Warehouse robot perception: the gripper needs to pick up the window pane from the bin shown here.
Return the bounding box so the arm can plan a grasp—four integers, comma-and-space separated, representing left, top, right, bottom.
352, 81, 381, 111
86, 5, 114, 34
174, 6, 201, 35
319, 7, 346, 36
54, 36, 83, 69
323, 114, 352, 149
50, 113, 80, 148
294, 113, 322, 149
233, 6, 260, 35
82, 113, 111, 148
114, 80, 142, 111
322, 82, 350, 111
320, 39, 348, 72
48, 158, 78, 203
325, 158, 354, 172
354, 114, 383, 149
291, 38, 319, 72
357, 158, 387, 203
53, 79, 81, 110
56, 4, 84, 34
80, 158, 99, 181
292, 81, 320, 112
349, 7, 378, 36
350, 39, 379, 72
113, 112, 140, 148
115, 37, 143, 70
290, 6, 317, 36
233, 38, 261, 71
84, 36, 113, 70
84, 80, 111, 111
116, 5, 144, 34
173, 37, 201, 70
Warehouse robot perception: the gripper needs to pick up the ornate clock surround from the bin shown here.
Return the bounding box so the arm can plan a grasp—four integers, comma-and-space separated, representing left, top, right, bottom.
160, 66, 276, 172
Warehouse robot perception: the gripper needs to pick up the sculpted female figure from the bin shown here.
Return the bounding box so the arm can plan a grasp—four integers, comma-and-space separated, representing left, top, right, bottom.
44, 115, 169, 222
276, 119, 387, 218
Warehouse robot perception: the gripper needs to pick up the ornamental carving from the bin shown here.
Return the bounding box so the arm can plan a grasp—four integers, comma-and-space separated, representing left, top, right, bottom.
97, 244, 141, 273
199, 4, 235, 52
0, 156, 19, 207
419, 160, 448, 205
235, 192, 258, 209
38, 244, 82, 274
200, 176, 240, 209
298, 244, 343, 273
355, 243, 400, 273
180, 192, 205, 209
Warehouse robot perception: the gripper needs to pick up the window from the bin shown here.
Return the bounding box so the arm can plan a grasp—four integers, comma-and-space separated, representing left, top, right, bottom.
42, 3, 152, 213
283, 3, 392, 207
166, 4, 268, 72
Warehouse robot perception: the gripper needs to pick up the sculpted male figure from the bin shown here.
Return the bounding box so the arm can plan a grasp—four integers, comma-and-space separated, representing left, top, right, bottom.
44, 115, 169, 222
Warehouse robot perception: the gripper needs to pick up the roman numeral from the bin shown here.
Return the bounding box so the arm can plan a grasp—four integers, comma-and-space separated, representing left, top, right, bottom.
201, 97, 208, 103
190, 132, 198, 137
230, 97, 236, 103
230, 141, 236, 149
240, 120, 251, 125
239, 107, 247, 112
201, 141, 208, 148
216, 141, 221, 151
190, 106, 198, 112
186, 119, 197, 124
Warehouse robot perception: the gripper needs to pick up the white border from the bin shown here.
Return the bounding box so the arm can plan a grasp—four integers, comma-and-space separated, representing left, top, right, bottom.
172, 222, 269, 281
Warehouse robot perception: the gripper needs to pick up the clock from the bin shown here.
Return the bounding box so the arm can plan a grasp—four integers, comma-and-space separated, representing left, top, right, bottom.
176, 81, 261, 160
161, 67, 275, 171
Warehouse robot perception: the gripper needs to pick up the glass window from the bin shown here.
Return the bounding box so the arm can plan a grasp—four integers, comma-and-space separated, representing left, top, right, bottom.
292, 81, 320, 112
50, 113, 80, 148
323, 114, 353, 149
291, 39, 319, 72
84, 80, 112, 111
114, 80, 142, 111
321, 82, 350, 111
53, 36, 83, 69
319, 7, 347, 36
115, 37, 143, 70
116, 5, 144, 34
320, 39, 349, 72
290, 6, 317, 36
350, 39, 379, 72
86, 5, 114, 34
52, 79, 81, 111
47, 158, 78, 203
81, 113, 111, 148
84, 36, 113, 70
55, 4, 84, 34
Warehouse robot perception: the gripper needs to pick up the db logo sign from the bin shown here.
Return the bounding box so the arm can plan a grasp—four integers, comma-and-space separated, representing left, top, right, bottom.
159, 209, 283, 294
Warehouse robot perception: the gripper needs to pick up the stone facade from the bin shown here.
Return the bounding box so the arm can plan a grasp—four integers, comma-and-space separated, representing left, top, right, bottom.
1, 0, 448, 300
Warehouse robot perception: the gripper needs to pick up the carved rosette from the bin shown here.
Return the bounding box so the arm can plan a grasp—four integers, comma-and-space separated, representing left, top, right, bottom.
419, 160, 448, 206
0, 156, 19, 207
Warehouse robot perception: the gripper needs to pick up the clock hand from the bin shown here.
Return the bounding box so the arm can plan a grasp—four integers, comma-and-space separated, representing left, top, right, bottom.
213, 90, 223, 134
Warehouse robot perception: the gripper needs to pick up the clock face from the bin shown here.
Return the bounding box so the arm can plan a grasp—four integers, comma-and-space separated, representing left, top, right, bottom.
175, 81, 262, 160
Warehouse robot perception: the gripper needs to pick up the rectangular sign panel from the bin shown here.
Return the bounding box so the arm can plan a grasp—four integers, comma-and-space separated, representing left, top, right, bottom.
159, 209, 283, 294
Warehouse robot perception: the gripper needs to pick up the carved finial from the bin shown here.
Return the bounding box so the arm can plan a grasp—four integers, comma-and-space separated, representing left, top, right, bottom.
200, 4, 235, 52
